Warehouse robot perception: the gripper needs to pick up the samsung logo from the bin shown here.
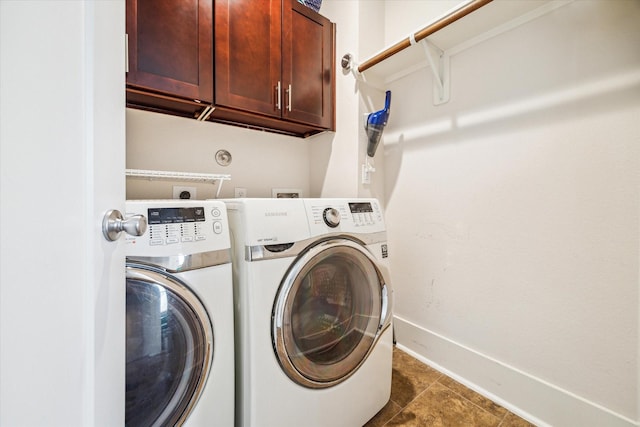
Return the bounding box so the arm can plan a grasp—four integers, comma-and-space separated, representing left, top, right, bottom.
265, 212, 288, 217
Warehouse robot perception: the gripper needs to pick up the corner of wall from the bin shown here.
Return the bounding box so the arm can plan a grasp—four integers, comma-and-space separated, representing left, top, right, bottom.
395, 316, 639, 427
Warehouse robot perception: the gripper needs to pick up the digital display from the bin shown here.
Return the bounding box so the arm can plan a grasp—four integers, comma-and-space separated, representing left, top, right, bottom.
348, 202, 373, 213
147, 207, 206, 224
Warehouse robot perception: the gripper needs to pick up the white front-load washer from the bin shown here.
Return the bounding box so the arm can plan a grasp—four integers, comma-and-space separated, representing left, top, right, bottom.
225, 198, 393, 427
124, 200, 234, 427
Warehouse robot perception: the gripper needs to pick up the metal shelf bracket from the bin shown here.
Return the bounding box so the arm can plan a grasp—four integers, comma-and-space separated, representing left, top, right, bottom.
416, 38, 450, 105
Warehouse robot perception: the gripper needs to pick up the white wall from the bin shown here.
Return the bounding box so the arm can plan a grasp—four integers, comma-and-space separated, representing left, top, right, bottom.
126, 109, 313, 199
1, 1, 126, 425
382, 1, 640, 426
383, 0, 462, 45
309, 1, 362, 197
319, 0, 390, 201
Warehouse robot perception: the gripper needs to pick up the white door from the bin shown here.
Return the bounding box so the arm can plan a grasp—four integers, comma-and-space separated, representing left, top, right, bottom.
0, 2, 126, 425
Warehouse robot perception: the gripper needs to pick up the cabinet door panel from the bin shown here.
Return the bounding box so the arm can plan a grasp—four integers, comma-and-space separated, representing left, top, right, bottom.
126, 0, 212, 103
282, 0, 334, 129
215, 0, 282, 117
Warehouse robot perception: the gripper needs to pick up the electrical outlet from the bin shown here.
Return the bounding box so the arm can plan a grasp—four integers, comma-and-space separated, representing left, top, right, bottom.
361, 164, 371, 185
173, 186, 197, 199
234, 187, 247, 198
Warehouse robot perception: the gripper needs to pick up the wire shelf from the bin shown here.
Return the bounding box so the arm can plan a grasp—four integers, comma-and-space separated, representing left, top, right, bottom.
126, 169, 231, 198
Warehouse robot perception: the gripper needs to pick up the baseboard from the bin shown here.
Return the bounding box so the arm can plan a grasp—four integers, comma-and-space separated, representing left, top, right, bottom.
394, 315, 638, 427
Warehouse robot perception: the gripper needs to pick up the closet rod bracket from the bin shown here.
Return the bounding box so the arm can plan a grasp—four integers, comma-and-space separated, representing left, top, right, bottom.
341, 52, 386, 92
416, 38, 450, 105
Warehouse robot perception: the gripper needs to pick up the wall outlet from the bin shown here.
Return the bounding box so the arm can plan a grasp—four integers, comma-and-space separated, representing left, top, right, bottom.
361, 164, 372, 185
234, 187, 247, 198
173, 186, 197, 199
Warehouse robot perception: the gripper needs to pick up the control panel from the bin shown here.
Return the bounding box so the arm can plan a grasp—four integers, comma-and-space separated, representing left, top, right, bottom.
124, 200, 230, 256
347, 201, 383, 227
146, 205, 224, 246
305, 199, 385, 235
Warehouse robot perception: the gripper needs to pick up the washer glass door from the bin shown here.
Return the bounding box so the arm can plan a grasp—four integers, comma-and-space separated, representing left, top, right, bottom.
272, 239, 389, 388
125, 265, 213, 427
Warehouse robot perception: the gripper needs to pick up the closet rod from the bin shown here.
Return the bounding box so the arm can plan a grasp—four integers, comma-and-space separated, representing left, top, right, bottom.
357, 0, 493, 73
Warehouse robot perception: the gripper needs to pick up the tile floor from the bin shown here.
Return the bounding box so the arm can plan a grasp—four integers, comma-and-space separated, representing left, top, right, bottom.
364, 347, 536, 427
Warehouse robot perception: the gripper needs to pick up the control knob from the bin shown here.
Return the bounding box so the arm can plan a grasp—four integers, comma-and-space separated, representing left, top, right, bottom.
322, 207, 340, 228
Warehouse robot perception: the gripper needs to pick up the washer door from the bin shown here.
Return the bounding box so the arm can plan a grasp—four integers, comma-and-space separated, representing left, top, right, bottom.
125, 264, 213, 427
272, 238, 390, 389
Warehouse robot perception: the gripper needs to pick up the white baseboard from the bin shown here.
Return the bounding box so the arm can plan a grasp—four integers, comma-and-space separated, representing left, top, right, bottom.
393, 315, 638, 427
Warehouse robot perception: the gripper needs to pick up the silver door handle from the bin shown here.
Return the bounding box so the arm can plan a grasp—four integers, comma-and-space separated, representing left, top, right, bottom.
102, 209, 147, 242
125, 33, 129, 73
275, 81, 282, 110
286, 84, 292, 112
379, 283, 391, 331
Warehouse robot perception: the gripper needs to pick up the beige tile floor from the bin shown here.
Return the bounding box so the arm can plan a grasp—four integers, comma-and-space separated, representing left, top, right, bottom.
364, 347, 536, 427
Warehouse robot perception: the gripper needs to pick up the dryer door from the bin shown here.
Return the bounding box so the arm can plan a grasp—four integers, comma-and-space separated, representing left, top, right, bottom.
125, 264, 213, 427
272, 238, 391, 389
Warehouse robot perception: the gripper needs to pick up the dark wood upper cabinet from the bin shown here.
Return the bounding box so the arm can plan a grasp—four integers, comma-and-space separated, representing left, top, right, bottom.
282, 0, 334, 129
214, 0, 282, 118
126, 0, 335, 137
215, 0, 335, 131
126, 0, 213, 106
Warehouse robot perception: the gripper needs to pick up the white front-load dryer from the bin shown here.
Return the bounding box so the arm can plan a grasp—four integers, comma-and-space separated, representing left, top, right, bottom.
225, 198, 393, 427
124, 200, 234, 426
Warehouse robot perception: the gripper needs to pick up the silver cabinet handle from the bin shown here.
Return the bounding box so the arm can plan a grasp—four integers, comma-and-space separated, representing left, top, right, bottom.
275, 81, 282, 110
102, 209, 147, 242
286, 84, 292, 112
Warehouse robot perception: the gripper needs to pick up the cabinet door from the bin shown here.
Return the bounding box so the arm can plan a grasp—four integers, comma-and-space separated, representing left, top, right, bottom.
214, 0, 282, 118
282, 0, 335, 129
126, 0, 213, 103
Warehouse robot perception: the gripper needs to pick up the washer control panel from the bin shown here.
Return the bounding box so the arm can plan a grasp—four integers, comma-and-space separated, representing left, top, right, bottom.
125, 200, 230, 256
146, 206, 224, 246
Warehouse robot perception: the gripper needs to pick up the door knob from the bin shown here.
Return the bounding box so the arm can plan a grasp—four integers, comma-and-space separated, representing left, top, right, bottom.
102, 209, 147, 242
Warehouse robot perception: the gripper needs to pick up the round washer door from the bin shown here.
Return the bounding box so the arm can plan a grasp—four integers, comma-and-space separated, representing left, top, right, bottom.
125, 264, 213, 427
272, 238, 390, 389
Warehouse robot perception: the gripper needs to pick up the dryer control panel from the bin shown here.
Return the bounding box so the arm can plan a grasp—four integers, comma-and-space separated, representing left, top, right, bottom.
124, 200, 230, 257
